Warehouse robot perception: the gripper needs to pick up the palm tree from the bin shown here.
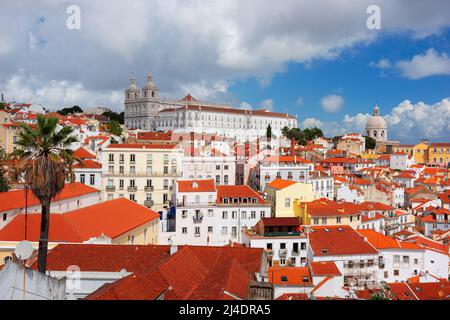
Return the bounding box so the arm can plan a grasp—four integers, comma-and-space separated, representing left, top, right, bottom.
13, 115, 78, 273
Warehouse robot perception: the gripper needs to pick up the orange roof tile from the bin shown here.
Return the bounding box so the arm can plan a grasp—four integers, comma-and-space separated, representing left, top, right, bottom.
266, 178, 297, 190
0, 183, 100, 212
73, 147, 96, 159
0, 198, 159, 242
177, 179, 216, 193
309, 261, 341, 276
268, 267, 313, 285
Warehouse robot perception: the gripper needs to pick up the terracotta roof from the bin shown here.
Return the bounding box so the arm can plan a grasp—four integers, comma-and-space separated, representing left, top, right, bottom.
177, 179, 216, 193
216, 185, 267, 204
159, 104, 296, 119
268, 267, 313, 285
32, 244, 171, 272
73, 147, 96, 159
107, 143, 178, 149
0, 198, 159, 242
73, 159, 102, 169
260, 217, 300, 227
357, 229, 422, 250
136, 131, 173, 141
309, 225, 378, 256
0, 183, 100, 212
266, 179, 297, 190
309, 262, 341, 276
302, 198, 364, 217
262, 155, 311, 164
86, 245, 264, 300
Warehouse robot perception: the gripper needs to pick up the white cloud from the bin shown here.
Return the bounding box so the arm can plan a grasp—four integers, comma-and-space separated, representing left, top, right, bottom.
370, 58, 391, 69
321, 94, 344, 113
301, 98, 450, 141
1, 0, 450, 109
239, 101, 252, 109
4, 70, 122, 110
396, 49, 450, 79
260, 99, 275, 111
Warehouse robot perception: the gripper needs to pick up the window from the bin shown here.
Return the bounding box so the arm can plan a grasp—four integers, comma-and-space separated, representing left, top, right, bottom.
119, 154, 124, 162
129, 194, 135, 201
313, 218, 319, 225
146, 154, 152, 164
108, 154, 114, 162
280, 259, 286, 266
216, 165, 220, 170
182, 210, 187, 218
216, 175, 220, 184
394, 255, 400, 264
222, 227, 228, 235
80, 174, 85, 184
222, 211, 228, 219
336, 217, 341, 223
208, 226, 213, 233
301, 243, 306, 250
208, 209, 213, 217
394, 270, 399, 276
3, 213, 7, 221
89, 174, 95, 186
231, 227, 237, 237
164, 166, 168, 174
284, 198, 290, 207
402, 256, 409, 264
130, 154, 136, 163
119, 166, 124, 174
182, 227, 187, 234
194, 227, 200, 236
251, 211, 256, 219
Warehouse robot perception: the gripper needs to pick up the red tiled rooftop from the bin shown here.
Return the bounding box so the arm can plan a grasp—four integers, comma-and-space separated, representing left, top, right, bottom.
177, 179, 216, 193
0, 182, 100, 212
0, 198, 159, 242
309, 261, 341, 276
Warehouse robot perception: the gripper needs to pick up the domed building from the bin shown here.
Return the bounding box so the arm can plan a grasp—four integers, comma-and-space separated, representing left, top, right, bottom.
365, 105, 387, 143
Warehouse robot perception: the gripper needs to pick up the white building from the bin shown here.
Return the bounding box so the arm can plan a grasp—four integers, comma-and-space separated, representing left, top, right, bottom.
358, 229, 449, 283
309, 171, 334, 199
251, 156, 314, 192
365, 105, 388, 143
172, 180, 271, 246
182, 147, 236, 185
242, 217, 308, 268
123, 73, 297, 141
0, 182, 101, 228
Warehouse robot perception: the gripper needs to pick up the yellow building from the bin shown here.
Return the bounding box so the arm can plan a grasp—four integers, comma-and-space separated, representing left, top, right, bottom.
102, 143, 184, 214
294, 198, 362, 229
336, 136, 365, 156
413, 141, 429, 164
0, 123, 22, 153
264, 179, 315, 217
392, 144, 414, 156
0, 198, 160, 262
428, 142, 450, 166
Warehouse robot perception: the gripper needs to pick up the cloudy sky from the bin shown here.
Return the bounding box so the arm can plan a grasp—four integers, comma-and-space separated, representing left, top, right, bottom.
1, 0, 450, 142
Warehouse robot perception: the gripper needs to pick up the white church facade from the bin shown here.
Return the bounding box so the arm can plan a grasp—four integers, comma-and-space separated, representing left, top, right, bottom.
124, 73, 297, 141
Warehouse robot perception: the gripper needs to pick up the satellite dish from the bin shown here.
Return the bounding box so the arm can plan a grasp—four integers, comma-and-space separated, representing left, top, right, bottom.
14, 241, 34, 260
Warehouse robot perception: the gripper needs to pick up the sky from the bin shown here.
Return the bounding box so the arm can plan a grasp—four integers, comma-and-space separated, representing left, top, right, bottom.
1, 0, 450, 143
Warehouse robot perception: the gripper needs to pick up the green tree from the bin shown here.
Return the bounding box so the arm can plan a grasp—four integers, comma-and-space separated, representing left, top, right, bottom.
0, 102, 7, 110
14, 115, 78, 273
266, 124, 272, 141
102, 111, 124, 124
0, 148, 10, 192
107, 119, 123, 137
364, 136, 376, 150
57, 105, 83, 115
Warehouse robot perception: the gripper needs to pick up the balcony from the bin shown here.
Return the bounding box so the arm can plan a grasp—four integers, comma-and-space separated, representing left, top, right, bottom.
279, 249, 287, 257
144, 200, 154, 208
127, 186, 137, 192
144, 186, 154, 192
106, 186, 116, 192
266, 249, 273, 257
193, 216, 203, 224
291, 250, 300, 256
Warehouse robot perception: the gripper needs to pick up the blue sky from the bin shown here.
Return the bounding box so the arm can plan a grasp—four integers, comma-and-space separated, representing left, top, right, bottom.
1, 1, 450, 142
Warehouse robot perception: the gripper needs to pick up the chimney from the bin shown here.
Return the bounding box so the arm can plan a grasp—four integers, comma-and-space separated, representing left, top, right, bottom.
168, 238, 178, 255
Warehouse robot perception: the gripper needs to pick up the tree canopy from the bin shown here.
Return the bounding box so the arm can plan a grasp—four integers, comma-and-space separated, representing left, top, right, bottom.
57, 105, 83, 115
106, 119, 123, 137
364, 136, 377, 150
102, 110, 124, 124
281, 126, 324, 145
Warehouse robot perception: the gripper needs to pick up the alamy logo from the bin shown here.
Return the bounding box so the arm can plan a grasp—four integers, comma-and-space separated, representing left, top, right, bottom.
66, 5, 81, 30
367, 5, 381, 30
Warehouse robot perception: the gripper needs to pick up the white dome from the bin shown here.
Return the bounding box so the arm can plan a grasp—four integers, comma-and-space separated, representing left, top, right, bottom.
365, 105, 387, 129
366, 115, 387, 129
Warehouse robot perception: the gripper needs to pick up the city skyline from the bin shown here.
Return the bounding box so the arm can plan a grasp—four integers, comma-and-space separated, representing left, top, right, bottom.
1, 1, 450, 142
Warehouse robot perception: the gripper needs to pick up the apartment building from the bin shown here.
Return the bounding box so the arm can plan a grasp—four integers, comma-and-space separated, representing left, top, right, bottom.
102, 143, 184, 214
172, 179, 271, 246
251, 156, 314, 192
242, 217, 309, 268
